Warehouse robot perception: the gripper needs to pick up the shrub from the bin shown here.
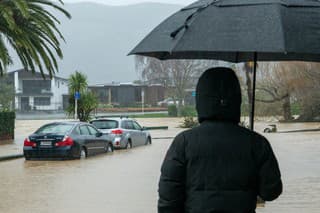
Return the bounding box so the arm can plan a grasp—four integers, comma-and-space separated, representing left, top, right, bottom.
168, 105, 178, 117
180, 116, 198, 128
180, 106, 197, 117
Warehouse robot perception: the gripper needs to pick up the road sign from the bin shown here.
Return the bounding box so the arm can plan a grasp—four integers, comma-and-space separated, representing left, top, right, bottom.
191, 91, 196, 97
74, 91, 81, 100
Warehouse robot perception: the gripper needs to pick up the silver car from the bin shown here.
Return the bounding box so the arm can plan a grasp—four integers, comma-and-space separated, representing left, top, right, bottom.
89, 117, 151, 149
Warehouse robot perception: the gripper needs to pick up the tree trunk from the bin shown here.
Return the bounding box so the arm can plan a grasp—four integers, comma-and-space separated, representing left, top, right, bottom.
282, 94, 292, 121
296, 103, 320, 122
245, 70, 253, 106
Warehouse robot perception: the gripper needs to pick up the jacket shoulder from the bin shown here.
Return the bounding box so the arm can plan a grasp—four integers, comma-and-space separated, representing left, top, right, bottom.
238, 125, 269, 144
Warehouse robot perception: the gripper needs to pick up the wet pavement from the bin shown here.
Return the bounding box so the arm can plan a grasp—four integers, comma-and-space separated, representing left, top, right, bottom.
0, 119, 319, 212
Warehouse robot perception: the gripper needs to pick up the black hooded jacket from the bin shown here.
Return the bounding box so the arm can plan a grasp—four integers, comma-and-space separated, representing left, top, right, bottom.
158, 68, 282, 213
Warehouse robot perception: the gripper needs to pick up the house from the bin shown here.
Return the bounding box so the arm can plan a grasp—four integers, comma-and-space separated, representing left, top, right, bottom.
89, 82, 165, 107
8, 69, 69, 111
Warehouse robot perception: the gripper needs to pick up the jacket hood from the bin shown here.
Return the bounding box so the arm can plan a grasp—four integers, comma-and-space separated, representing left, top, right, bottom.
196, 67, 242, 123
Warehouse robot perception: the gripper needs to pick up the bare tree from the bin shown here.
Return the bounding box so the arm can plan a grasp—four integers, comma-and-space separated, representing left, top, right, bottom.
288, 62, 320, 121
135, 56, 217, 115
253, 61, 320, 121
255, 62, 293, 120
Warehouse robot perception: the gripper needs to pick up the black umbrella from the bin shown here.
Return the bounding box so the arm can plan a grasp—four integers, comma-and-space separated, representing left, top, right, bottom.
129, 0, 320, 130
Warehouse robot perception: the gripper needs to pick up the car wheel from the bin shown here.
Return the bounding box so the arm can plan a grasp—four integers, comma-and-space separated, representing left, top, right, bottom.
126, 141, 132, 149
263, 128, 271, 133
107, 143, 114, 153
146, 137, 152, 145
79, 147, 87, 159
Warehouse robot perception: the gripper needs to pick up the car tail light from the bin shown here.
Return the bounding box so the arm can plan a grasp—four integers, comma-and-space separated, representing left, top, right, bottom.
55, 136, 74, 147
111, 129, 123, 135
24, 138, 37, 147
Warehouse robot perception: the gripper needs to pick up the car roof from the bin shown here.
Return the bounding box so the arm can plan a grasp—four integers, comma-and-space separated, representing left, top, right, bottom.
41, 121, 88, 126
90, 117, 134, 122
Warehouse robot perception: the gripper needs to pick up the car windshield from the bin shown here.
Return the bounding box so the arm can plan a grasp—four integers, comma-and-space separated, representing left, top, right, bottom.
91, 120, 118, 129
35, 123, 74, 135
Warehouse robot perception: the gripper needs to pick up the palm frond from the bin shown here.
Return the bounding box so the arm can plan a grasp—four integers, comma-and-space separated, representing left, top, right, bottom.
0, 0, 71, 77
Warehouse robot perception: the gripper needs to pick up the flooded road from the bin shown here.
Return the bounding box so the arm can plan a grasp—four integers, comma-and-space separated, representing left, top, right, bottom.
0, 119, 319, 212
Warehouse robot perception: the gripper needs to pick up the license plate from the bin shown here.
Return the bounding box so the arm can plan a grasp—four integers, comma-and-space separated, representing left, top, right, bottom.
40, 141, 52, 146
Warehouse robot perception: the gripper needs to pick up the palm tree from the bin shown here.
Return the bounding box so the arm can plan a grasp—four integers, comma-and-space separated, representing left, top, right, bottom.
67, 71, 98, 121
0, 0, 71, 77
68, 71, 88, 94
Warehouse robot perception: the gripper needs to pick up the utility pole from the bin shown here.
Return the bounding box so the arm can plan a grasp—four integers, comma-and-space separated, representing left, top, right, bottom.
141, 88, 145, 114
74, 91, 80, 120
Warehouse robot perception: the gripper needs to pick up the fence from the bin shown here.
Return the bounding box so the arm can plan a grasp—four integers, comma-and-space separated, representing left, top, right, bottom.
15, 101, 66, 112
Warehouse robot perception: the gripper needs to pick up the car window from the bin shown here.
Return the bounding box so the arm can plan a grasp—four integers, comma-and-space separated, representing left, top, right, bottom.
125, 121, 134, 130
91, 120, 118, 129
73, 126, 81, 135
79, 125, 90, 135
35, 123, 74, 135
132, 121, 142, 130
87, 125, 99, 135
121, 120, 128, 129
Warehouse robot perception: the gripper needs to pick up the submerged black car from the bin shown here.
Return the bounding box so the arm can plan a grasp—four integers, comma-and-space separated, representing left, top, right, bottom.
23, 122, 113, 160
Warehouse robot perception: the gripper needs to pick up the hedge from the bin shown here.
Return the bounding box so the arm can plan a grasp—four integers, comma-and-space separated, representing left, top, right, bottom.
0, 111, 15, 140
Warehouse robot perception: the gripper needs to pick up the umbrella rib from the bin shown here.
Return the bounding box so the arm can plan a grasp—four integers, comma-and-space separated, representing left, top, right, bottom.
170, 0, 219, 38
277, 5, 287, 53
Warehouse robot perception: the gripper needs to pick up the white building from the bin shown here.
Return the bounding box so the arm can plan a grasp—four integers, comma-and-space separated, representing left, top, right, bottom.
8, 69, 69, 111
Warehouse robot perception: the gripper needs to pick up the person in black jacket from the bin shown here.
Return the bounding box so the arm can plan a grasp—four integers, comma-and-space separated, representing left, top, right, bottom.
158, 67, 282, 213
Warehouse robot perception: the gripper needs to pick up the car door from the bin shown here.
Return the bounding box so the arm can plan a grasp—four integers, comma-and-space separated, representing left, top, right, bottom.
87, 125, 106, 153
123, 120, 137, 147
128, 120, 143, 146
132, 121, 146, 145
79, 125, 95, 155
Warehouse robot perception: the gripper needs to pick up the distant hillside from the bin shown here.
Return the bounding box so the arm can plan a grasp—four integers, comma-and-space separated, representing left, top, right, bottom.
8, 3, 182, 84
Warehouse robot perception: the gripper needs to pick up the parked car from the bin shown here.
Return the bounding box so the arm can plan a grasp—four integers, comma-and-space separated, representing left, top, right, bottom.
157, 98, 175, 107
23, 122, 113, 160
90, 117, 151, 149
157, 98, 184, 107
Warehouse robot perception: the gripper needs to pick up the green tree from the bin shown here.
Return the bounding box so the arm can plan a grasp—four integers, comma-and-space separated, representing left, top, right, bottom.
72, 91, 98, 122
0, 75, 14, 111
66, 71, 98, 122
0, 0, 71, 77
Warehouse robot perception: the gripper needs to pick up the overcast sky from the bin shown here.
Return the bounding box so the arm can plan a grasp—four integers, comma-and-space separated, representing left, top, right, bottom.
62, 0, 193, 6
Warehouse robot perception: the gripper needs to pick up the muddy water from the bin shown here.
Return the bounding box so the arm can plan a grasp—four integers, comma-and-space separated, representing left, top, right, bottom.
0, 119, 319, 212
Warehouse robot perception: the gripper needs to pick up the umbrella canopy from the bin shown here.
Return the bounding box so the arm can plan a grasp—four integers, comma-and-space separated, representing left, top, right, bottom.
130, 0, 320, 62
129, 0, 320, 130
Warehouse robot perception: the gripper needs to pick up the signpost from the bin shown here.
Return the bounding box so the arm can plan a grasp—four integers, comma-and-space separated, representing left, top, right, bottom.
141, 89, 145, 114
74, 91, 80, 120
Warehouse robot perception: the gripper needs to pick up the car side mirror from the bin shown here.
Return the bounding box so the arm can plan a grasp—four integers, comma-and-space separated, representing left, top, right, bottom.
96, 132, 103, 137
141, 126, 147, 131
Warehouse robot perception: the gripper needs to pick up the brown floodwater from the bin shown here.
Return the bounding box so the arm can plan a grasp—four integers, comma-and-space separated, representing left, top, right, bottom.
0, 119, 319, 213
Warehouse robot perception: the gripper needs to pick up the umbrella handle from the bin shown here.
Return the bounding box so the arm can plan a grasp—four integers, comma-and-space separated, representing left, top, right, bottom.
250, 53, 257, 131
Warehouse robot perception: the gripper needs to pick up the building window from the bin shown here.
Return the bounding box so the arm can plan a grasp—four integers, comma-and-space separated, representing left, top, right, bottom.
23, 80, 51, 94
34, 97, 51, 106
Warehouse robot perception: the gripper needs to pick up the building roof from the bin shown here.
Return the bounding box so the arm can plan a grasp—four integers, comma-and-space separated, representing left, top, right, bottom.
89, 82, 165, 88
8, 69, 68, 82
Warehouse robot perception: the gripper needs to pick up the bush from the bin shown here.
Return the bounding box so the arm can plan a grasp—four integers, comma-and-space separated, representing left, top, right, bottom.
66, 91, 98, 122
291, 102, 300, 115
180, 116, 198, 128
0, 111, 15, 140
168, 105, 178, 117
180, 106, 197, 117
